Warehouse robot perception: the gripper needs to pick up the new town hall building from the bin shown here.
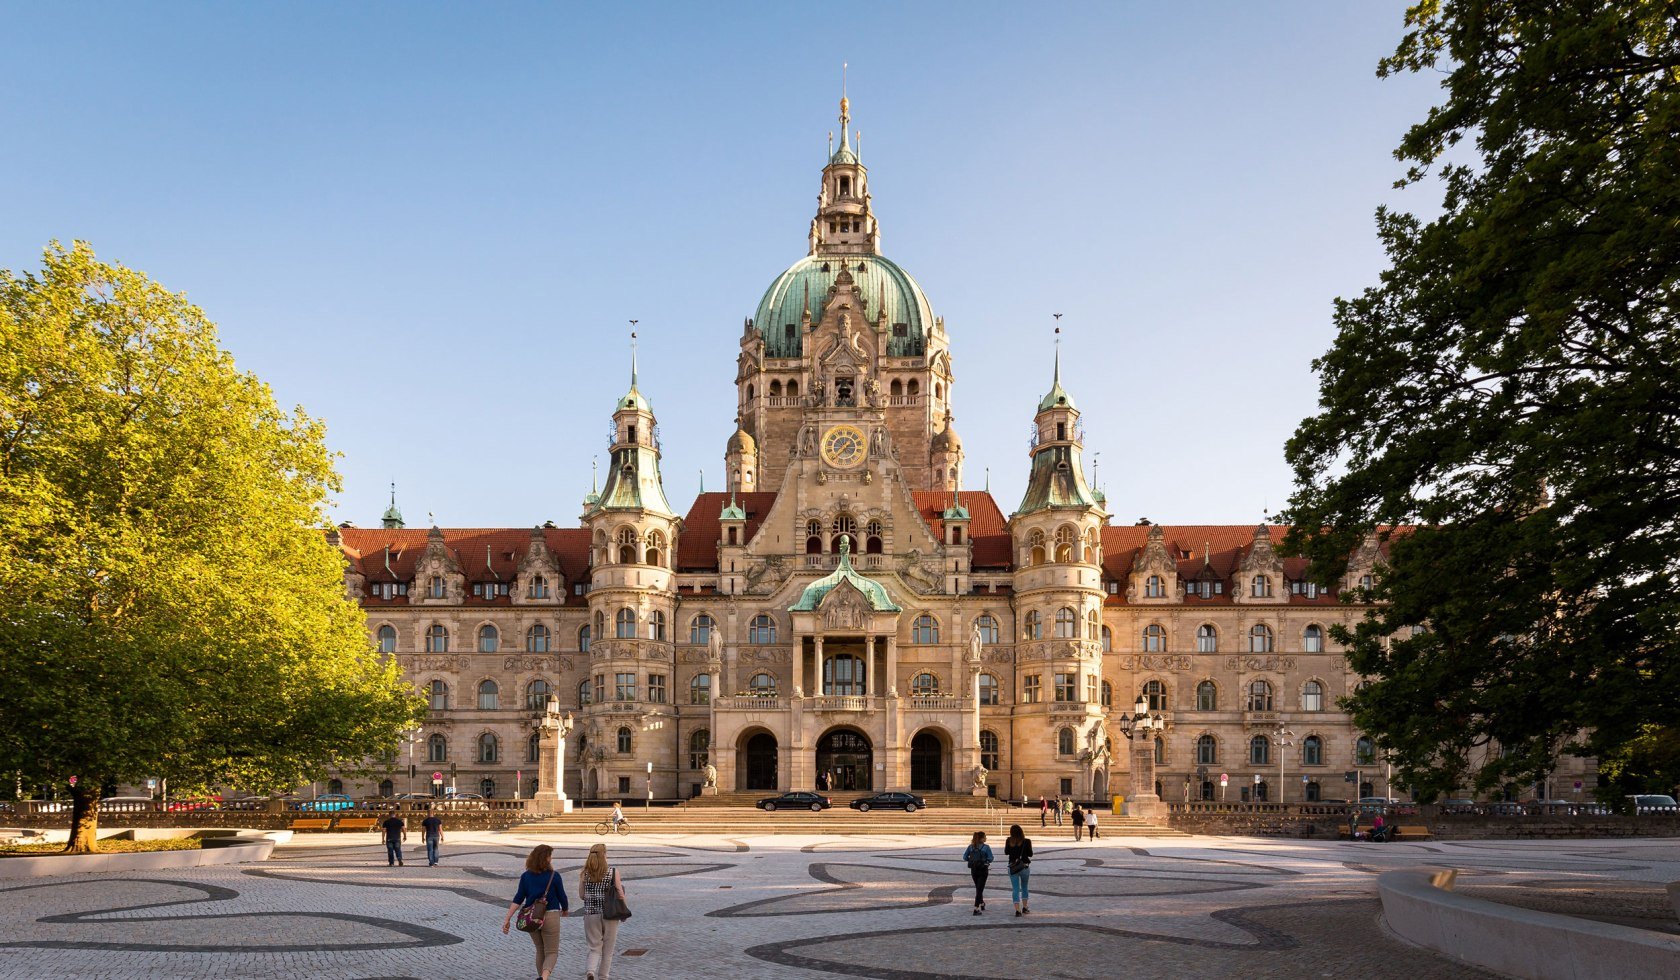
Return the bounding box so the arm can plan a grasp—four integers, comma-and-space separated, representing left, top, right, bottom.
328, 98, 1448, 808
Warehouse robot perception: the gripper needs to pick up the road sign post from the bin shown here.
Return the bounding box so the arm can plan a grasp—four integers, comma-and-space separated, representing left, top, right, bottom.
1219, 772, 1229, 802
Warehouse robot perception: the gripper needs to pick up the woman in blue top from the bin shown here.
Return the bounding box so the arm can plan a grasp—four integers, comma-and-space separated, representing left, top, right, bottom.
502, 843, 569, 980
962, 830, 993, 915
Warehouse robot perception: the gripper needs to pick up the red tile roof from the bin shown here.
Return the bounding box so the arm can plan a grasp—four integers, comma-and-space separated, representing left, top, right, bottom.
910, 491, 1013, 569
677, 493, 780, 571
336, 527, 592, 605
1099, 524, 1397, 606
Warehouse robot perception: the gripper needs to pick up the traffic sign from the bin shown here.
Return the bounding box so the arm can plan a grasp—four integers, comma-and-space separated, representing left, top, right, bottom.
1573, 780, 1583, 790
432, 771, 443, 782
1219, 773, 1229, 786
146, 778, 157, 789
1301, 775, 1310, 783
1253, 774, 1262, 784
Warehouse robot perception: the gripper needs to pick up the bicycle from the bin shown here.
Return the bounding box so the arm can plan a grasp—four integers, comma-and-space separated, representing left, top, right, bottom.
594, 819, 631, 836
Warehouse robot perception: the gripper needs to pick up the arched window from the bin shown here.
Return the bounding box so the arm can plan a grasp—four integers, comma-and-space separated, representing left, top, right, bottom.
1246, 680, 1273, 712
648, 610, 667, 642
823, 654, 866, 696
1355, 736, 1376, 766
527, 730, 541, 763
980, 730, 1000, 771
1304, 780, 1321, 802
786, 380, 799, 398
749, 614, 777, 644
578, 625, 591, 653
912, 614, 939, 644
978, 673, 999, 705
865, 519, 884, 554
1303, 624, 1324, 653
1087, 609, 1101, 640
378, 778, 394, 797
593, 610, 605, 640
746, 382, 754, 401
1249, 624, 1274, 653
1054, 526, 1075, 562
1028, 529, 1046, 565
1251, 575, 1272, 598
428, 733, 448, 762
616, 607, 636, 639
616, 727, 632, 754
975, 615, 999, 645
1100, 625, 1112, 652
527, 574, 549, 599
1142, 679, 1168, 711
480, 777, 497, 798
477, 624, 499, 653
1143, 624, 1166, 651
1101, 680, 1113, 708
911, 672, 938, 695
428, 679, 449, 711
478, 732, 500, 763
907, 378, 920, 398
805, 519, 823, 555
769, 379, 782, 397
689, 614, 715, 645
477, 679, 499, 711
690, 674, 711, 704
376, 625, 396, 653
689, 729, 710, 770
1302, 680, 1324, 712
578, 679, 592, 705
1022, 610, 1042, 641
1302, 735, 1323, 766
1197, 624, 1218, 653
831, 514, 857, 555
1250, 735, 1271, 765
1196, 680, 1217, 711
428, 575, 445, 599
525, 678, 551, 711
645, 530, 665, 568
526, 624, 551, 652
1359, 573, 1374, 591
890, 378, 903, 398
749, 672, 776, 694
616, 526, 638, 564
425, 624, 449, 653
1196, 734, 1217, 765
1054, 607, 1077, 638
1145, 574, 1165, 598
1154, 736, 1165, 764
1057, 727, 1076, 755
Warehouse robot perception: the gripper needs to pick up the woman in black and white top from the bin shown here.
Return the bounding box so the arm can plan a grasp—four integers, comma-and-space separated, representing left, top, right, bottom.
1004, 823, 1033, 916
579, 842, 627, 980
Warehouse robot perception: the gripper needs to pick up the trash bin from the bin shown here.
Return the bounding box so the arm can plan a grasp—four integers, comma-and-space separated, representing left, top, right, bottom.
1111, 795, 1124, 814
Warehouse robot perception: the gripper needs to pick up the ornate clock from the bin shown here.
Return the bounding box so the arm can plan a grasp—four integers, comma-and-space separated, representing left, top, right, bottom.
820, 424, 867, 469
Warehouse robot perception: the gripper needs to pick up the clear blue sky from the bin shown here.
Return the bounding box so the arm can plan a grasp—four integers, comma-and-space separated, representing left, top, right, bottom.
2, 2, 1440, 528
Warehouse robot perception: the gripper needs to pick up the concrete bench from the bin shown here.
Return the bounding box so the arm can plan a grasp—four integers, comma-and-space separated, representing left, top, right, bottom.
287, 818, 333, 831
334, 817, 379, 832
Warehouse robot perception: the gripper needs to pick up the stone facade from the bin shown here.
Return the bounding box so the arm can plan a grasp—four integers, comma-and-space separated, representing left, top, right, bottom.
327, 97, 1592, 808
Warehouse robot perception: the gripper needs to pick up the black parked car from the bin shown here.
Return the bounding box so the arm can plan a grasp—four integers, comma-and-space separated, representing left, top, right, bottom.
757, 791, 831, 812
849, 792, 925, 812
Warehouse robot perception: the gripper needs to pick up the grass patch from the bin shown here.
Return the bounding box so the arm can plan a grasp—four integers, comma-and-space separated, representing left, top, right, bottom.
0, 838, 203, 856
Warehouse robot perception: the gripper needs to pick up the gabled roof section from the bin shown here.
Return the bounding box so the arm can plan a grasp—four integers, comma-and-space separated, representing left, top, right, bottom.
911, 490, 1011, 568
336, 527, 592, 605
677, 492, 779, 570
788, 541, 901, 612
1096, 524, 1400, 606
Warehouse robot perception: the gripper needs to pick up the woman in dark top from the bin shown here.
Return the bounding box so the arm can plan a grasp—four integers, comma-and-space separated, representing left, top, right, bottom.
961, 830, 993, 915
1004, 823, 1033, 916
502, 843, 569, 980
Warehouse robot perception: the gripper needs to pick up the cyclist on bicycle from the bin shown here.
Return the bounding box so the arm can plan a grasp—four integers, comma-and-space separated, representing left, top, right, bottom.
610, 801, 627, 830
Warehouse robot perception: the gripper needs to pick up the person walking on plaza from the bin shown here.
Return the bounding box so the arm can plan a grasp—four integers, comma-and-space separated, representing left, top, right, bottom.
1038, 796, 1048, 827
1071, 801, 1084, 841
1054, 797, 1065, 826
380, 812, 407, 866
1085, 806, 1099, 840
962, 831, 993, 915
502, 843, 568, 980
1004, 824, 1033, 917
580, 842, 628, 980
421, 808, 443, 866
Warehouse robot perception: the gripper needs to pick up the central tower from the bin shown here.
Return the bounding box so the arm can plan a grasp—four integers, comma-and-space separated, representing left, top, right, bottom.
731, 96, 959, 494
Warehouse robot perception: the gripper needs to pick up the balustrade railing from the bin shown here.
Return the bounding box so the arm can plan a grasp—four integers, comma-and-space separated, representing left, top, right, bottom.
908, 695, 965, 711
812, 695, 871, 711
715, 695, 785, 712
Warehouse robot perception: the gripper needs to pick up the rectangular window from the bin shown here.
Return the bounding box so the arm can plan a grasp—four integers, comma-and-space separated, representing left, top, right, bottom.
1022, 675, 1042, 704
617, 776, 631, 795
574, 583, 585, 595
615, 672, 637, 702
593, 674, 604, 705
1059, 778, 1073, 796
1086, 676, 1097, 703
1054, 673, 1076, 702
648, 674, 667, 704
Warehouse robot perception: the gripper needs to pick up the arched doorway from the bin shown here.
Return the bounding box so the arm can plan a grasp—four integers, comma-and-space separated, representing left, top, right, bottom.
740, 731, 778, 791
1092, 769, 1107, 799
910, 730, 946, 791
815, 729, 873, 792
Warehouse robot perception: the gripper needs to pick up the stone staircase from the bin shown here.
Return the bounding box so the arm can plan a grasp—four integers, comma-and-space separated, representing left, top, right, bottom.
515, 793, 1188, 837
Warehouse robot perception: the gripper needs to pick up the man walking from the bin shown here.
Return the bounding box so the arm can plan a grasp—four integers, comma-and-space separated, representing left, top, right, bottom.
1039, 796, 1048, 828
420, 808, 443, 866
1071, 801, 1084, 841
381, 812, 407, 867
1054, 798, 1064, 827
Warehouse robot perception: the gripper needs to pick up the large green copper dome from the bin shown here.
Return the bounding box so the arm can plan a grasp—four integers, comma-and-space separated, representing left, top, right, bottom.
753, 254, 934, 358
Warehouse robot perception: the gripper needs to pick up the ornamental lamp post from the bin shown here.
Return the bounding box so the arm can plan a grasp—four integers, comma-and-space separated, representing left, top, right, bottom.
1273, 723, 1294, 805
646, 761, 653, 810
1117, 696, 1165, 818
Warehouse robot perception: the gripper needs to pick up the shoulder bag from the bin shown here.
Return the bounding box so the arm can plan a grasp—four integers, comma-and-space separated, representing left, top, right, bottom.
516, 871, 556, 933
601, 868, 632, 922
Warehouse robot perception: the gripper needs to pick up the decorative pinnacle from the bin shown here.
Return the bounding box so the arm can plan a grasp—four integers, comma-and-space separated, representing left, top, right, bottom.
389, 482, 397, 506
1052, 313, 1063, 386
628, 320, 639, 388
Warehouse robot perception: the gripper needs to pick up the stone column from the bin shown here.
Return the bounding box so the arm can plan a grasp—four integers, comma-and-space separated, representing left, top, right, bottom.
886, 635, 898, 697
1126, 729, 1162, 819
866, 635, 879, 696
808, 635, 822, 699
532, 703, 574, 814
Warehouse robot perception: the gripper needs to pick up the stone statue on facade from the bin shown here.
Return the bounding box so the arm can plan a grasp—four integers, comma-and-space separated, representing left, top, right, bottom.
704, 763, 718, 788
972, 764, 988, 792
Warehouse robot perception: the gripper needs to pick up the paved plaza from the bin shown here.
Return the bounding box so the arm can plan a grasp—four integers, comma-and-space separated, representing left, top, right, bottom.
3, 828, 1678, 978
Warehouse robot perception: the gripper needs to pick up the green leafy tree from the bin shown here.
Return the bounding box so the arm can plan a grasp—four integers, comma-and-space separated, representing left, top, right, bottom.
0, 242, 424, 851
1283, 1, 1680, 802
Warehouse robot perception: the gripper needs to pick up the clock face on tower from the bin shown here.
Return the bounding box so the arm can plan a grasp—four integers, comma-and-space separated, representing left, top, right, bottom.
820, 424, 867, 469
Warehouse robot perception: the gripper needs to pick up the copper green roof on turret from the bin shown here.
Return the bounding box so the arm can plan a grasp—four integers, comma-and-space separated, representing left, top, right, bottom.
720, 490, 745, 521
1038, 340, 1078, 413
830, 95, 859, 165
788, 538, 901, 612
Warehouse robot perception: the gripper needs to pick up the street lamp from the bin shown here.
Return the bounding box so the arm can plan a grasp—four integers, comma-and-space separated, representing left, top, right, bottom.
1272, 723, 1294, 804
645, 761, 653, 810
1117, 695, 1167, 815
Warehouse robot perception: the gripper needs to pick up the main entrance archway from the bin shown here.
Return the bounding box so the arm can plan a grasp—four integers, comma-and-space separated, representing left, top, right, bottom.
910, 730, 946, 792
740, 731, 778, 791
815, 728, 873, 792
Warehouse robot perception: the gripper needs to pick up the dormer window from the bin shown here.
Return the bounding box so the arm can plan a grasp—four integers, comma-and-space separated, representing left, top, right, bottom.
626, 424, 637, 445
1056, 422, 1066, 440
892, 323, 907, 337
428, 575, 445, 599
838, 176, 851, 197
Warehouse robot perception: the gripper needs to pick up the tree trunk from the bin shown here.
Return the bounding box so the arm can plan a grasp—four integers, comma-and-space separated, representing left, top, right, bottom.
65, 785, 99, 854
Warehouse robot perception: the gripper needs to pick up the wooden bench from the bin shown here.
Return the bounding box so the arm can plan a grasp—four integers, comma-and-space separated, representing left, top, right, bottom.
334, 817, 379, 832
1394, 825, 1432, 840
288, 818, 333, 831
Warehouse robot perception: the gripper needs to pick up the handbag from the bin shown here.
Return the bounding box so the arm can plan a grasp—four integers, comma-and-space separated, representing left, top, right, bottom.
601, 869, 632, 922
516, 871, 556, 933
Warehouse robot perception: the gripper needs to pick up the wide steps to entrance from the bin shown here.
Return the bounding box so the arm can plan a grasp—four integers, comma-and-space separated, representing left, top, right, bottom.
515, 801, 1189, 837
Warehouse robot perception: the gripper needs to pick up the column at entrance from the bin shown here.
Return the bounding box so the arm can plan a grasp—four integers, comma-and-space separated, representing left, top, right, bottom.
885, 635, 899, 697
867, 635, 880, 696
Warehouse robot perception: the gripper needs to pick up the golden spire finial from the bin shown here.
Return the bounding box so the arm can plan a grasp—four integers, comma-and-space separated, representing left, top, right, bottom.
839, 61, 849, 122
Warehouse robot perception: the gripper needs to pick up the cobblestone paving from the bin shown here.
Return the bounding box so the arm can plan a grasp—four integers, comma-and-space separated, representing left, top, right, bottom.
1, 831, 1675, 978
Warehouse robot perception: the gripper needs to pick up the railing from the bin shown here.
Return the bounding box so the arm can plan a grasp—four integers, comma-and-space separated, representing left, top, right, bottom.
908, 695, 965, 711
764, 396, 804, 407
1243, 711, 1279, 725
811, 696, 871, 712
715, 696, 785, 711
1050, 700, 1092, 714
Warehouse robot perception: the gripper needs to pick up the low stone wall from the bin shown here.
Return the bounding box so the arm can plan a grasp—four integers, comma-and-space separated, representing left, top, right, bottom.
1165, 806, 1680, 839
1379, 866, 1680, 978
3, 809, 530, 833
0, 835, 275, 879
